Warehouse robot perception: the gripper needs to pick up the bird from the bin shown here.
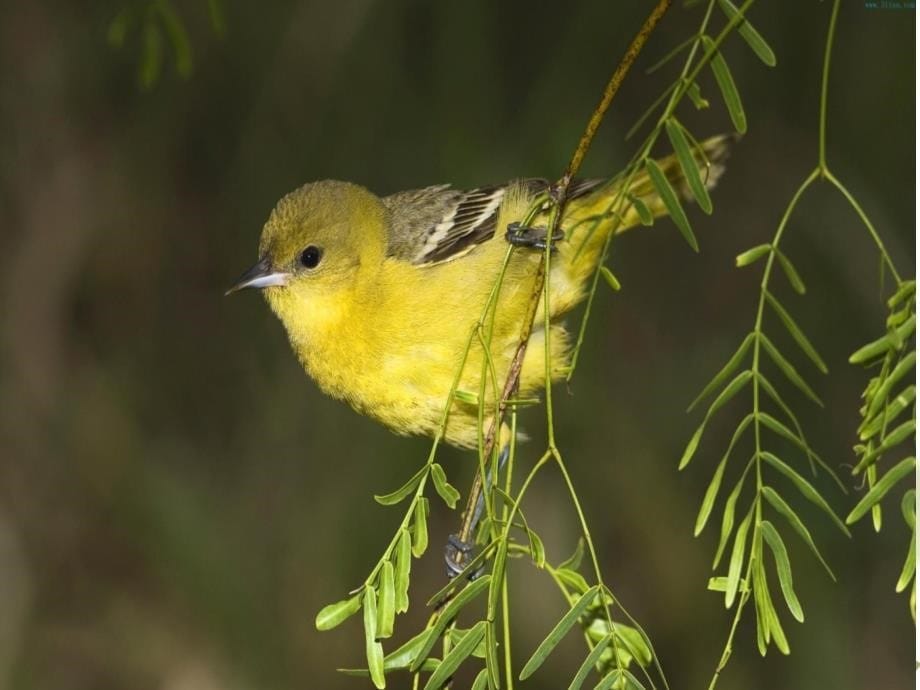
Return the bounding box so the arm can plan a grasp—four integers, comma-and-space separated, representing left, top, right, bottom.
227, 137, 730, 452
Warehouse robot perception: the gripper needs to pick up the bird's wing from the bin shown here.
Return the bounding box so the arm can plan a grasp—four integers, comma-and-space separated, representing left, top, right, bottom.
383, 178, 605, 266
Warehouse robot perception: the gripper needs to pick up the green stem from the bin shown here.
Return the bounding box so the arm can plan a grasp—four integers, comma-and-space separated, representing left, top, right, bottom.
552, 451, 630, 683
817, 0, 840, 173
824, 171, 902, 284
486, 452, 552, 626
568, 0, 758, 379
708, 589, 751, 690
501, 409, 519, 690
707, 169, 819, 690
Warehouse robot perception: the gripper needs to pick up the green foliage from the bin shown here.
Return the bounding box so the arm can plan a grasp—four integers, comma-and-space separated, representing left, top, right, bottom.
846, 281, 916, 618
309, 1, 911, 688
107, 0, 225, 89
680, 0, 914, 685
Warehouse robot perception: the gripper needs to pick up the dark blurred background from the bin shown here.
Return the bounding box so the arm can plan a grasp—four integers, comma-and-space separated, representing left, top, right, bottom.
0, 2, 915, 689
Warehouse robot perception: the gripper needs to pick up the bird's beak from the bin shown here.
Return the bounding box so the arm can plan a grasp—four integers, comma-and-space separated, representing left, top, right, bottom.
225, 257, 290, 296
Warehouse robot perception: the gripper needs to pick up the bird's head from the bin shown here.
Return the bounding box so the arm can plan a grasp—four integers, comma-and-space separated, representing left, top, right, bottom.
226, 180, 389, 331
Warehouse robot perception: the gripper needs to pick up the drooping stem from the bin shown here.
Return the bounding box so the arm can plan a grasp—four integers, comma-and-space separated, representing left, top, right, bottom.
452, 0, 675, 557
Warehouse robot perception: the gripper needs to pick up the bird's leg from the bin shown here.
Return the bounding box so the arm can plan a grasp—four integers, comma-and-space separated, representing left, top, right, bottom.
444, 443, 510, 578
505, 221, 564, 251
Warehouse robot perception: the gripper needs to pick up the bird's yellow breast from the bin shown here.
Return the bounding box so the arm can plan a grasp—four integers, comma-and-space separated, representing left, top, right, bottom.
265, 190, 593, 448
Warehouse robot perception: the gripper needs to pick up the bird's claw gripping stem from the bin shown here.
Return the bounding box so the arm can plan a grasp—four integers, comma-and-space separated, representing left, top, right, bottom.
444, 445, 510, 578
506, 222, 564, 251
444, 534, 483, 579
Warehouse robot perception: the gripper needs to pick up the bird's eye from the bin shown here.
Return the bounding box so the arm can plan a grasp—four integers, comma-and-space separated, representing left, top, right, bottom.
299, 245, 323, 269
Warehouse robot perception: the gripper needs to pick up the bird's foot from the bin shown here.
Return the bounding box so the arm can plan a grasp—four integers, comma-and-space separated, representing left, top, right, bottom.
444, 534, 484, 580
505, 222, 564, 251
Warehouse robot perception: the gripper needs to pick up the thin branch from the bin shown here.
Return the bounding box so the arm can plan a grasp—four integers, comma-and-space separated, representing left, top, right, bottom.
452, 0, 674, 559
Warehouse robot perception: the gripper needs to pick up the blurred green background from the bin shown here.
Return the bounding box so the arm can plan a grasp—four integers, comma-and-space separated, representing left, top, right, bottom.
0, 1, 914, 689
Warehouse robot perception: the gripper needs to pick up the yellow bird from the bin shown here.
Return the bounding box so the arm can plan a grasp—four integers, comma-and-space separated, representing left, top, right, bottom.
228, 137, 729, 450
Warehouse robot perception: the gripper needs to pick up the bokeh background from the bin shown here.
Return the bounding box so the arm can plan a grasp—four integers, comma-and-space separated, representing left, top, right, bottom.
0, 2, 915, 689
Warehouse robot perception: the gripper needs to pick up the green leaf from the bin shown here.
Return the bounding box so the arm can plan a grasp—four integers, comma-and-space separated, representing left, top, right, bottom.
869, 464, 883, 533
751, 561, 768, 655
431, 463, 460, 509
666, 118, 713, 213
696, 453, 728, 538
154, 0, 193, 78
756, 373, 846, 489
444, 626, 486, 659
424, 621, 487, 690
856, 420, 916, 472
760, 334, 823, 406
471, 668, 489, 690
595, 669, 645, 690
382, 628, 430, 670
207, 0, 227, 38
695, 414, 753, 535
107, 8, 132, 48
866, 351, 916, 419
758, 412, 817, 463
762, 486, 835, 580
410, 576, 491, 673
686, 79, 710, 109
558, 538, 585, 572
375, 465, 427, 505
688, 333, 754, 412
600, 266, 622, 291
860, 385, 915, 441
889, 313, 917, 349
679, 423, 705, 471
681, 369, 753, 470
752, 556, 790, 655
708, 370, 754, 417
591, 622, 651, 667
718, 0, 777, 66
337, 658, 440, 679
887, 280, 916, 309
316, 593, 363, 631
485, 618, 501, 690
557, 568, 591, 595
760, 520, 804, 622
771, 247, 806, 294
761, 452, 850, 535
520, 586, 600, 680
850, 315, 916, 364
139, 18, 164, 90
896, 523, 916, 593
527, 527, 547, 569
412, 497, 429, 558
627, 193, 654, 226
702, 35, 747, 133
363, 588, 385, 688
377, 561, 395, 639
568, 634, 611, 690
764, 290, 828, 373
888, 305, 913, 329
710, 576, 744, 592
645, 158, 698, 251
903, 489, 916, 526
847, 457, 916, 524
725, 508, 753, 608
454, 389, 479, 405
735, 244, 771, 267
713, 464, 750, 570
394, 529, 412, 614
